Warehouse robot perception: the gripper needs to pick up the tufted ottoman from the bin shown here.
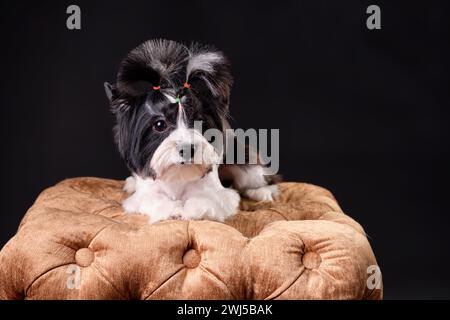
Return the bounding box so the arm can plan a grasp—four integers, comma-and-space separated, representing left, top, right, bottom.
0, 178, 382, 300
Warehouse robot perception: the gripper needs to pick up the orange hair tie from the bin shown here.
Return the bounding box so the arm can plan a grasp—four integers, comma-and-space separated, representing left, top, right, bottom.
152, 85, 161, 90
183, 82, 191, 89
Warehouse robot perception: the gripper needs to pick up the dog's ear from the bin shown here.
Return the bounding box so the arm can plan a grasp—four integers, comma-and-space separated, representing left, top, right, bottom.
186, 45, 233, 104
104, 82, 116, 101
117, 61, 161, 96
104, 81, 132, 113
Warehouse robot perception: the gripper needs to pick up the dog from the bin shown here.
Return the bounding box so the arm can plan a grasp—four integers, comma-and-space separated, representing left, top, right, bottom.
104, 39, 280, 223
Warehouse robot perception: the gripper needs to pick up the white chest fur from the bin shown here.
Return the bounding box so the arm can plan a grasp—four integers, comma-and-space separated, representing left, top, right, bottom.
122, 167, 240, 223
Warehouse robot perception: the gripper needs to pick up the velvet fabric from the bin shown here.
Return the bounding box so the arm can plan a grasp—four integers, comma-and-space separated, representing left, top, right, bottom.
0, 177, 382, 300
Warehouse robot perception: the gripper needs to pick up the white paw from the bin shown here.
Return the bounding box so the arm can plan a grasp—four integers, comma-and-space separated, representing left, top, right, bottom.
123, 176, 136, 194
148, 200, 184, 223
220, 188, 241, 217
148, 205, 183, 224
243, 185, 279, 201
122, 193, 183, 224
182, 188, 240, 222
183, 198, 218, 221
122, 194, 140, 213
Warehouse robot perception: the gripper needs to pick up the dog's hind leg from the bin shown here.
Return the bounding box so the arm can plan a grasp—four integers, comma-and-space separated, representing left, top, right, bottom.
219, 164, 281, 201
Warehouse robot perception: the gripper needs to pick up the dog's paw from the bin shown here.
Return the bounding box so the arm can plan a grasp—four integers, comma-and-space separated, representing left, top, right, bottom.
219, 188, 241, 217
243, 184, 280, 202
122, 192, 183, 223
168, 213, 188, 221
122, 194, 140, 213
182, 189, 240, 222
123, 176, 136, 194
148, 200, 184, 224
183, 197, 233, 222
183, 198, 217, 221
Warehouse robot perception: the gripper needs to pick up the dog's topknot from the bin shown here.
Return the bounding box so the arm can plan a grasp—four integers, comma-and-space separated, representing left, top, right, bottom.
186, 42, 233, 101
116, 39, 188, 96
113, 39, 233, 104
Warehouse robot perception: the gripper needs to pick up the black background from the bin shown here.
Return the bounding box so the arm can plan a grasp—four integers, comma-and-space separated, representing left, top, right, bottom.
1, 0, 449, 299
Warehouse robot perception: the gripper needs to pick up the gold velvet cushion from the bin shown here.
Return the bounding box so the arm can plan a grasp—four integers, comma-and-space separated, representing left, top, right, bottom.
0, 177, 382, 300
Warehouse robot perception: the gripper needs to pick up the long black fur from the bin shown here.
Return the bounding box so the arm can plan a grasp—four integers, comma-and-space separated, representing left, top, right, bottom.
105, 39, 232, 177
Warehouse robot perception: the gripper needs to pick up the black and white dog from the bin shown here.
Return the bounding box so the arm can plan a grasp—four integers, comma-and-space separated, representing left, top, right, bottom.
105, 39, 279, 223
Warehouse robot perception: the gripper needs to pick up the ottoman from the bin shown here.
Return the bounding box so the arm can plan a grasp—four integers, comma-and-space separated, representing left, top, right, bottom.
0, 177, 382, 299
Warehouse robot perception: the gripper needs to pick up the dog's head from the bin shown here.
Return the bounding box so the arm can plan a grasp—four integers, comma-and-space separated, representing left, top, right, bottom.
105, 39, 233, 182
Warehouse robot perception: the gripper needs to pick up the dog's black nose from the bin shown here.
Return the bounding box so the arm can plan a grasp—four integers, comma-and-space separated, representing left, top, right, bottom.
179, 144, 196, 161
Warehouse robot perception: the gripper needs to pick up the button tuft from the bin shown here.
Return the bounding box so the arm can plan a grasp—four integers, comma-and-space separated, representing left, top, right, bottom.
302, 252, 322, 270
75, 248, 95, 267
183, 249, 201, 268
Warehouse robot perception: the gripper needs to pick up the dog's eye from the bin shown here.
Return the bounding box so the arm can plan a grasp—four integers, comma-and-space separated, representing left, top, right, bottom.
153, 120, 167, 132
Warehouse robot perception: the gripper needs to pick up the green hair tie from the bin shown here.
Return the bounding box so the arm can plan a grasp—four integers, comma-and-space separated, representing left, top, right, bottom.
175, 97, 181, 104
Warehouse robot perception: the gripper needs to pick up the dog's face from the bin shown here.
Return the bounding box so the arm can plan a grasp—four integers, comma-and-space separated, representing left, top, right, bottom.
105, 39, 233, 181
